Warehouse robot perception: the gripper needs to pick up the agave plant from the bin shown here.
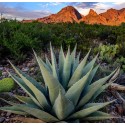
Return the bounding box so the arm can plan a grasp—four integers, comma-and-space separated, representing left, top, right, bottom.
0, 44, 119, 123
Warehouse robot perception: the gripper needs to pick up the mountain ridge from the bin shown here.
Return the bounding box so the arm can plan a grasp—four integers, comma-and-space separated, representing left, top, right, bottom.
22, 6, 125, 26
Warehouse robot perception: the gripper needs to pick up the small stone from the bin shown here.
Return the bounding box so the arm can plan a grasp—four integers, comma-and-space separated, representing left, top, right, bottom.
5, 119, 9, 122
117, 98, 123, 104
6, 112, 11, 117
30, 67, 35, 72
1, 113, 4, 116
0, 67, 3, 70
0, 117, 5, 122
116, 104, 124, 115
17, 89, 25, 94
2, 72, 8, 76
27, 62, 35, 67
8, 92, 14, 97
117, 74, 125, 85
22, 67, 29, 72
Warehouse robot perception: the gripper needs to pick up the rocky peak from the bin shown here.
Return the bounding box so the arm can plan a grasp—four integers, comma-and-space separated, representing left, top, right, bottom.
22, 6, 125, 26
58, 6, 77, 13
107, 8, 117, 12
57, 6, 82, 20
88, 9, 98, 16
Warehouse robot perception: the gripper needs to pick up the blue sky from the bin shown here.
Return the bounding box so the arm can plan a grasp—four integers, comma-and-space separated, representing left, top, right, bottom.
0, 2, 125, 20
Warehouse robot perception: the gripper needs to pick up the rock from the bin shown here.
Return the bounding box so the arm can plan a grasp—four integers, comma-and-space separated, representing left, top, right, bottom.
30, 67, 35, 72
1, 113, 5, 116
22, 67, 29, 72
116, 74, 125, 85
0, 117, 5, 122
0, 67, 3, 70
101, 63, 107, 67
8, 92, 14, 97
6, 112, 11, 117
117, 98, 123, 104
5, 119, 9, 122
2, 72, 8, 77
27, 63, 35, 67
115, 104, 124, 115
17, 89, 25, 94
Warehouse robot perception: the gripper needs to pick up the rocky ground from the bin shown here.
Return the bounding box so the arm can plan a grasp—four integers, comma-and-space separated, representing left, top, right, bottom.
0, 56, 125, 123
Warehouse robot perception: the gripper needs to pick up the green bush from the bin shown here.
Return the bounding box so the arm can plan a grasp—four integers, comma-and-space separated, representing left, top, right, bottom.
98, 44, 119, 63
0, 19, 125, 62
114, 56, 125, 72
0, 78, 15, 92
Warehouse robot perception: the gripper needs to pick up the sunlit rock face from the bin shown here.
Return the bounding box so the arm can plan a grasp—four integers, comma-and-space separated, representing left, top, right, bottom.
22, 6, 125, 26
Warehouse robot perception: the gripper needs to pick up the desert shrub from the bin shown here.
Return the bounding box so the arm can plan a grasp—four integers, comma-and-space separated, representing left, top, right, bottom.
0, 78, 15, 92
114, 56, 125, 72
98, 44, 119, 63
0, 19, 125, 62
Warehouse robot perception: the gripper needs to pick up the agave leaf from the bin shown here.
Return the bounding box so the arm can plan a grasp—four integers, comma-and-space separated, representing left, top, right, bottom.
52, 90, 75, 120
90, 82, 112, 101
72, 52, 81, 75
88, 68, 119, 90
109, 67, 120, 82
77, 72, 116, 108
83, 102, 105, 109
8, 73, 41, 107
33, 50, 52, 76
80, 65, 100, 98
34, 52, 65, 105
45, 55, 52, 72
0, 105, 27, 115
8, 60, 46, 95
83, 116, 117, 121
66, 68, 92, 106
62, 46, 72, 89
17, 105, 59, 122
50, 43, 59, 80
83, 111, 116, 121
38, 56, 52, 73
85, 68, 119, 99
68, 49, 91, 87
82, 53, 98, 77
0, 98, 17, 106
69, 100, 114, 119
8, 62, 50, 110
59, 46, 65, 83
14, 95, 37, 106
0, 97, 38, 110
87, 64, 99, 85
71, 44, 77, 65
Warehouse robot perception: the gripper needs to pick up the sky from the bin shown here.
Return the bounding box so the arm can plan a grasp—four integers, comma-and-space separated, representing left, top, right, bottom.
0, 2, 125, 20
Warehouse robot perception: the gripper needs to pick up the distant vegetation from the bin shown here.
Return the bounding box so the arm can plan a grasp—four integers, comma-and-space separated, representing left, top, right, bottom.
0, 19, 125, 63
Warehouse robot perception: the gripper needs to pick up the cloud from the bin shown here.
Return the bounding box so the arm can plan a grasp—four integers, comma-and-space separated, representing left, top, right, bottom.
51, 2, 62, 6
112, 2, 125, 10
38, 2, 62, 8
70, 2, 125, 16
0, 3, 51, 20
113, 2, 125, 5
1, 2, 125, 20
70, 2, 97, 15
69, 2, 98, 9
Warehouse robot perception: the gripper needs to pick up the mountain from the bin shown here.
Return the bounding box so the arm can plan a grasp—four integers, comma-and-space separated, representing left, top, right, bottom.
36, 6, 82, 23
100, 8, 125, 25
80, 9, 107, 25
22, 6, 125, 26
